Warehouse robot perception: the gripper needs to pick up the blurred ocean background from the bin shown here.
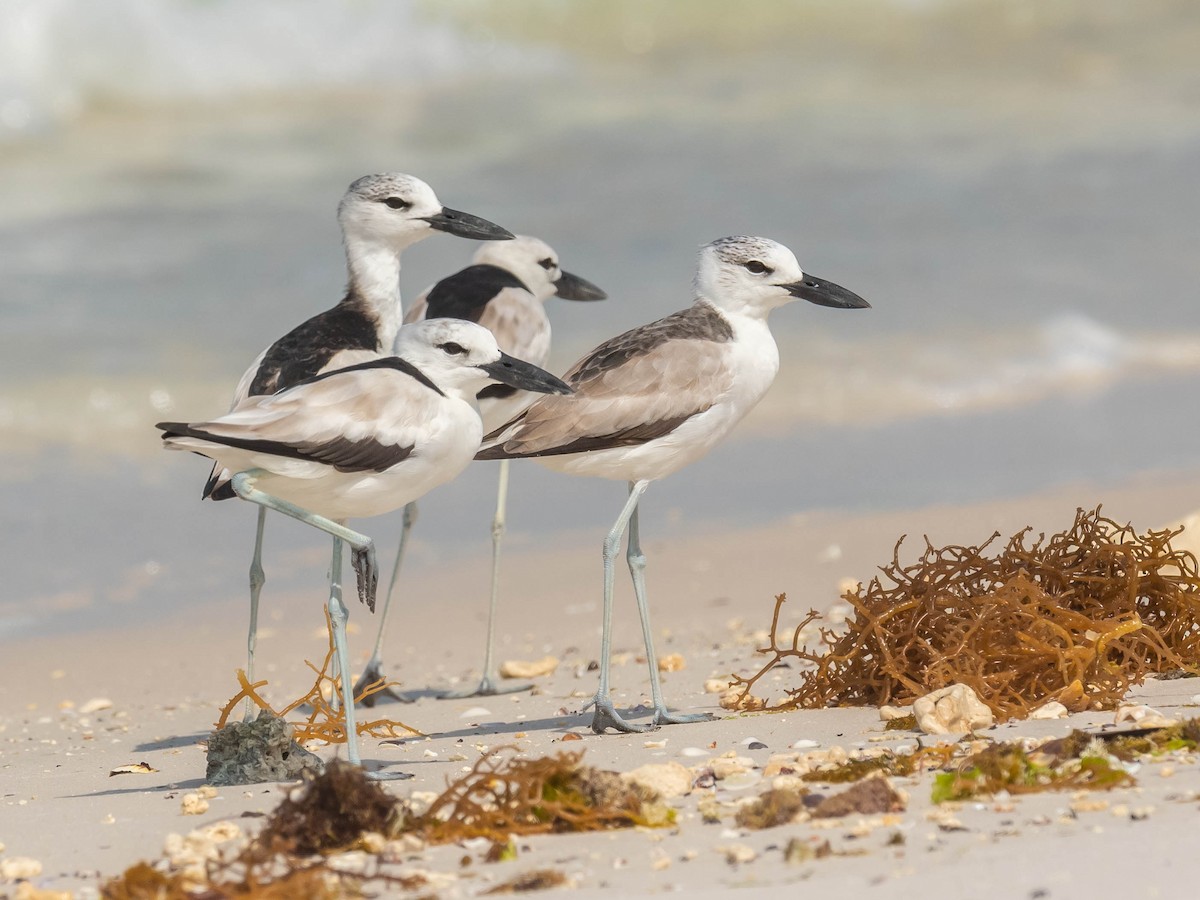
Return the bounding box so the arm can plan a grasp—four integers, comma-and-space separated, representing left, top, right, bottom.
2, 0, 1200, 639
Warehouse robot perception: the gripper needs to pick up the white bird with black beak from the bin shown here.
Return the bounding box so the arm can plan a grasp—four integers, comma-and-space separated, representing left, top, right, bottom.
158, 319, 572, 774
356, 236, 606, 703
204, 173, 513, 716
479, 236, 870, 733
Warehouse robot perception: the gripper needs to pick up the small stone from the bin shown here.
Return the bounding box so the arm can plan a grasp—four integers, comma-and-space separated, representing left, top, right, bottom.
1114, 705, 1177, 729
79, 698, 113, 714
1029, 701, 1069, 720
680, 747, 709, 757
460, 707, 491, 719
657, 653, 686, 673
747, 741, 768, 750
180, 793, 209, 816
499, 656, 558, 679
15, 884, 73, 900
879, 705, 912, 721
704, 678, 731, 693
717, 843, 757, 865
623, 762, 692, 799
790, 739, 819, 750
719, 689, 765, 711
1, 857, 43, 880
913, 684, 994, 735
709, 756, 755, 779
560, 733, 583, 742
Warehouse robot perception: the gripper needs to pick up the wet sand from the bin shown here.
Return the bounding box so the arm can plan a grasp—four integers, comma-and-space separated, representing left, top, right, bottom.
4, 470, 1200, 897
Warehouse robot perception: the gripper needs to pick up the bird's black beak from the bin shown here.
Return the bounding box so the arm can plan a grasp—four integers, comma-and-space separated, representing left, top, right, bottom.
553, 270, 607, 302
480, 353, 573, 395
783, 274, 870, 309
424, 207, 515, 241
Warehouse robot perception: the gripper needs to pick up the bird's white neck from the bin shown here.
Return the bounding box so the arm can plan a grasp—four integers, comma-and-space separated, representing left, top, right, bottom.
344, 235, 406, 349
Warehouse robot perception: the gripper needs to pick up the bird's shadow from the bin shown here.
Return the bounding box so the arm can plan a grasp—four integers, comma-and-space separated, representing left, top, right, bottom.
64, 776, 212, 799
134, 732, 209, 752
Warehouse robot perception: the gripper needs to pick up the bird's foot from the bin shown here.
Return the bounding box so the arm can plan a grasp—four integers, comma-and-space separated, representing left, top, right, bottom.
364, 769, 414, 782
352, 660, 415, 707
437, 674, 532, 699
651, 707, 714, 727
351, 544, 378, 611
588, 694, 655, 734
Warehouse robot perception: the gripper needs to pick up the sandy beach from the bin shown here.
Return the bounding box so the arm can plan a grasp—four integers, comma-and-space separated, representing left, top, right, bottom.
4, 470, 1200, 897
5, 2, 1200, 897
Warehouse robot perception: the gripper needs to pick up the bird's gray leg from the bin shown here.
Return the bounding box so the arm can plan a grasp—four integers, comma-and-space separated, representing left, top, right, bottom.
440, 459, 532, 699
243, 506, 267, 722
230, 472, 378, 611
589, 479, 653, 734
353, 501, 419, 706
627, 488, 713, 728
326, 537, 360, 763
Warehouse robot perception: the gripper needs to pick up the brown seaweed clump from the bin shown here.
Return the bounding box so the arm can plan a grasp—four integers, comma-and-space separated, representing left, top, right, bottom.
732, 508, 1200, 719
415, 747, 674, 844
102, 749, 672, 898
259, 759, 405, 856
931, 740, 1132, 803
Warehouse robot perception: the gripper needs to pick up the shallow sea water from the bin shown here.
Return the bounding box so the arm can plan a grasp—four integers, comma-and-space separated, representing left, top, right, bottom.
3, 0, 1200, 639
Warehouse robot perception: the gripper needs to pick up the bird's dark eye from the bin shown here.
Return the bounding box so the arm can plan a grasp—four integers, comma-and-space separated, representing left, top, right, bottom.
383, 197, 411, 210
439, 341, 467, 356
538, 257, 555, 270
744, 260, 772, 275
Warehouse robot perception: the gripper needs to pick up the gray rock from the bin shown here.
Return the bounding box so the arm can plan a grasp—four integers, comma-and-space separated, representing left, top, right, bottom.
206, 709, 324, 786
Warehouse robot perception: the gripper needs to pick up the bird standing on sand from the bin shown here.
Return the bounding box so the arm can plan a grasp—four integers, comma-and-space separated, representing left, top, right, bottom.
203, 173, 513, 715
159, 319, 572, 772
356, 236, 606, 702
479, 236, 870, 733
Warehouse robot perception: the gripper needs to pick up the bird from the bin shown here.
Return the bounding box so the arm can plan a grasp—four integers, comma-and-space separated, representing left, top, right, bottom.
355, 235, 606, 703
477, 236, 870, 733
204, 173, 513, 718
158, 319, 573, 772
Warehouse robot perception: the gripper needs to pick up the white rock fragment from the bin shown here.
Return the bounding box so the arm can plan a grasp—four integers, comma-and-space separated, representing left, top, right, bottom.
499, 656, 558, 679
709, 756, 756, 779
879, 705, 912, 721
1029, 701, 1069, 720
680, 747, 710, 758
1114, 704, 1177, 729
623, 762, 693, 799
913, 684, 994, 735
180, 793, 209, 816
1, 857, 42, 880
657, 653, 686, 673
459, 707, 491, 719
407, 791, 440, 816
79, 698, 113, 714
790, 739, 820, 750
720, 771, 763, 791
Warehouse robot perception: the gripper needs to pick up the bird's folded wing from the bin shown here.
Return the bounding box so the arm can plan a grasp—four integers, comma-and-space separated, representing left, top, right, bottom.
165, 367, 443, 473
480, 339, 733, 458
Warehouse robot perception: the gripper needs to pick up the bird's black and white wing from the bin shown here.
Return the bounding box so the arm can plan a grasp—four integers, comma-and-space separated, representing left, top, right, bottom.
163, 359, 446, 478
